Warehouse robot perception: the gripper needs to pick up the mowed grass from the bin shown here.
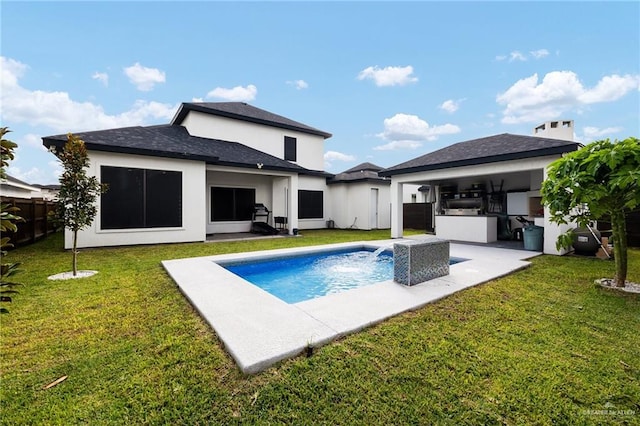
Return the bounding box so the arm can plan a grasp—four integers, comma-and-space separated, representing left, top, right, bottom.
1, 230, 638, 425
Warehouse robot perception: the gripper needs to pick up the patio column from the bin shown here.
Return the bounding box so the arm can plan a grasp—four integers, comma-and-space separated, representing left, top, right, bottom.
391, 180, 403, 238
288, 174, 299, 235
542, 167, 572, 255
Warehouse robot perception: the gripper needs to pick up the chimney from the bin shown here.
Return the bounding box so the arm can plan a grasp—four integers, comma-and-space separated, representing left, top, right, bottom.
533, 120, 574, 141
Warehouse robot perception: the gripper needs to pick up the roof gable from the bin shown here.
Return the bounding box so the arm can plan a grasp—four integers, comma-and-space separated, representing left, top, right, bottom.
171, 102, 332, 139
380, 133, 581, 176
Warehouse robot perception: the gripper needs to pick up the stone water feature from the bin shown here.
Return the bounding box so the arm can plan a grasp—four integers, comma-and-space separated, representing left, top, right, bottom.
393, 237, 450, 286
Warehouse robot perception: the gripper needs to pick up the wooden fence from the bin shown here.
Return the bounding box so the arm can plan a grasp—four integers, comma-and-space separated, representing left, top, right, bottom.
1, 197, 56, 248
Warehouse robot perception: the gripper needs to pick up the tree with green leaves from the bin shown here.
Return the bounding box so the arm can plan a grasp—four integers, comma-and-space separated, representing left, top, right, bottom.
1, 127, 23, 313
53, 133, 105, 276
541, 137, 640, 287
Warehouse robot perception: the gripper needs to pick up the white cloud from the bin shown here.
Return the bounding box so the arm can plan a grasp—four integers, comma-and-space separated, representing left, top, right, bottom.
1, 56, 177, 132
509, 51, 527, 62
1, 56, 28, 86
92, 71, 109, 87
5, 165, 46, 184
373, 140, 423, 151
324, 150, 356, 169
20, 133, 47, 151
497, 71, 640, 124
439, 99, 461, 113
578, 74, 640, 103
123, 62, 166, 91
49, 159, 63, 180
287, 80, 309, 90
191, 97, 204, 102
530, 49, 549, 59
582, 126, 623, 139
497, 49, 549, 62
357, 65, 418, 87
207, 84, 257, 102
324, 151, 355, 162
373, 113, 461, 151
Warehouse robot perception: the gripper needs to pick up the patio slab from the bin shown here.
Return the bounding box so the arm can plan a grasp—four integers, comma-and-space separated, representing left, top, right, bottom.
162, 238, 541, 374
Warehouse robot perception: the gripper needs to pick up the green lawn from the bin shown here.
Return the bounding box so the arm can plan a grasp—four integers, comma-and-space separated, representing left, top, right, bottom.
1, 230, 639, 425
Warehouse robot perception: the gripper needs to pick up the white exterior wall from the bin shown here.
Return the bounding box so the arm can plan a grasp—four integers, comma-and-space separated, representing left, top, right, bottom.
181, 111, 325, 170
328, 185, 350, 228
297, 175, 329, 229
68, 151, 206, 249
328, 182, 391, 230
0, 185, 37, 199
403, 184, 423, 203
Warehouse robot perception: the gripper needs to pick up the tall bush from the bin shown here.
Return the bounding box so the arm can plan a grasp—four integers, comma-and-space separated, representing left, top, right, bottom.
541, 137, 640, 287
53, 134, 104, 276
0, 127, 23, 313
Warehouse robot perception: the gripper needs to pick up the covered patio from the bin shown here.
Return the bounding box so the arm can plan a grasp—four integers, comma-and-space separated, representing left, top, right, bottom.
380, 131, 581, 255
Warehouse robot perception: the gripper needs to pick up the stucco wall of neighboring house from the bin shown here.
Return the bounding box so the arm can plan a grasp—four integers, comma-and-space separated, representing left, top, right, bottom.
402, 184, 423, 203
0, 185, 36, 199
66, 151, 206, 249
181, 111, 326, 171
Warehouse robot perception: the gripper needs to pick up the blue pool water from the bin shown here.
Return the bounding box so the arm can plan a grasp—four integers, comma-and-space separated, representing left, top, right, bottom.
223, 248, 465, 304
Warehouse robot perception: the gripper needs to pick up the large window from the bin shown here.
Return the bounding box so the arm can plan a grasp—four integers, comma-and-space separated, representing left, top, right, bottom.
298, 190, 323, 219
211, 187, 255, 221
101, 166, 182, 229
284, 136, 297, 161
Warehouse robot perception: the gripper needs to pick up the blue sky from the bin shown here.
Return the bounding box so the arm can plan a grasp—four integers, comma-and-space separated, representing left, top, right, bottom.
2, 1, 639, 184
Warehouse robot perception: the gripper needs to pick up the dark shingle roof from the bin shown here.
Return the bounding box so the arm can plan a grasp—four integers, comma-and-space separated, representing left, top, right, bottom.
172, 102, 332, 139
342, 162, 384, 174
42, 125, 324, 175
379, 133, 581, 176
327, 162, 390, 185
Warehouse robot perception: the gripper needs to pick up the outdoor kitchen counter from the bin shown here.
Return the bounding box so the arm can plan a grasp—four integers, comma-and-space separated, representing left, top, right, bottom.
435, 215, 498, 243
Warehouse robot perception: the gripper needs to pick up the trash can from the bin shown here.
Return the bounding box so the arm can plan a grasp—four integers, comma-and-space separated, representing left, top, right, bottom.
523, 225, 544, 251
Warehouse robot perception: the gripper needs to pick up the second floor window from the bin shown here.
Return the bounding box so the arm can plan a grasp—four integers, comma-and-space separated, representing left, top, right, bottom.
284, 136, 297, 161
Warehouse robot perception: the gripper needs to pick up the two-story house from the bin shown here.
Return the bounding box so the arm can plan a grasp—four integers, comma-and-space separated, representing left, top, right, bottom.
43, 102, 389, 249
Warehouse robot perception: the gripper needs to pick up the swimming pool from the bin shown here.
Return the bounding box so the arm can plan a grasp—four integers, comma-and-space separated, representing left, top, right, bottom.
223, 248, 466, 303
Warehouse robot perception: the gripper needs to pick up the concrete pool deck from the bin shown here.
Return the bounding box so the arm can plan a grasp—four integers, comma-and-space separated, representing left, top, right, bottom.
161, 236, 542, 374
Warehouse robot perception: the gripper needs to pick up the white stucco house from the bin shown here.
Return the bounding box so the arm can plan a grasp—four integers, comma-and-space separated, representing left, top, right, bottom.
42, 102, 390, 249
0, 175, 58, 200
379, 120, 581, 255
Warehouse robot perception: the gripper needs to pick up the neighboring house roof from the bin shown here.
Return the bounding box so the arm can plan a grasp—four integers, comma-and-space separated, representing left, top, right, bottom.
1, 174, 38, 190
0, 175, 42, 198
42, 125, 328, 176
327, 162, 390, 185
33, 184, 61, 190
172, 102, 333, 139
380, 133, 581, 176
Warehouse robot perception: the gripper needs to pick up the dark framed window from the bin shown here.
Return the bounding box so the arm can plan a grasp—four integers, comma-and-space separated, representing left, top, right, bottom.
101, 166, 182, 229
298, 190, 323, 219
284, 136, 297, 161
211, 187, 255, 221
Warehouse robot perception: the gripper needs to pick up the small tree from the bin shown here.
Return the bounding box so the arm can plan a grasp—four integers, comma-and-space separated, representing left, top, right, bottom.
541, 137, 640, 287
53, 134, 104, 276
1, 127, 23, 313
